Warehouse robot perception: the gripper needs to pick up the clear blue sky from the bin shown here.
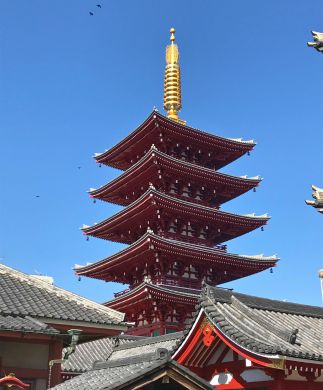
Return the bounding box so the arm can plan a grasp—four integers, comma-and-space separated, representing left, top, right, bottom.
1, 0, 323, 306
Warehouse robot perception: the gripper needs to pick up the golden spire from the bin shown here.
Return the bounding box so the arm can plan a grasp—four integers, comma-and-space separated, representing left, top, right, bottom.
163, 28, 185, 124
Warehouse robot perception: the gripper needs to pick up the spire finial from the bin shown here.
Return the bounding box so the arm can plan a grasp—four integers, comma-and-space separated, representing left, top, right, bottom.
170, 27, 176, 42
163, 27, 186, 124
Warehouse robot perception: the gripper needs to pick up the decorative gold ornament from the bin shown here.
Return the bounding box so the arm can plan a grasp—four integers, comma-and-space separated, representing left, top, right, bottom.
268, 358, 286, 370
163, 28, 186, 124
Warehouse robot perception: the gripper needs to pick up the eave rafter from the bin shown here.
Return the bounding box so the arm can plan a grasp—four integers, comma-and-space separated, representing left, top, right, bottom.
75, 233, 277, 283
89, 148, 261, 206
105, 283, 198, 311
82, 189, 269, 245
94, 111, 256, 170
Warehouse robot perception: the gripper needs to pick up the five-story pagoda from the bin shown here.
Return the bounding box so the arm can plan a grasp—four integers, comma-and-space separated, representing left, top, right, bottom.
75, 28, 278, 336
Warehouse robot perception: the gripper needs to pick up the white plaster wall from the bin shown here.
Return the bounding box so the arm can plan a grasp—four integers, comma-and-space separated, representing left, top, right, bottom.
240, 369, 273, 382
210, 372, 233, 385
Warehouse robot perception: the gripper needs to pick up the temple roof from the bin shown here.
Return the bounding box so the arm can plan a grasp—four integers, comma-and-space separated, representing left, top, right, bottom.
75, 233, 277, 283
0, 313, 59, 335
90, 148, 261, 206
53, 332, 212, 390
94, 111, 256, 170
62, 335, 145, 374
0, 264, 127, 330
82, 189, 269, 244
174, 284, 323, 364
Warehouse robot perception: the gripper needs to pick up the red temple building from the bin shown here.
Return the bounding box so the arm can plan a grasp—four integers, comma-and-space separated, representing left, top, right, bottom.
75, 28, 278, 336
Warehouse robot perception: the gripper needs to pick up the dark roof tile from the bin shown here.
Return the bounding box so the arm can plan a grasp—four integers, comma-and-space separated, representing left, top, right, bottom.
53, 333, 212, 390
0, 264, 126, 327
199, 284, 323, 362
0, 314, 58, 334
61, 335, 146, 373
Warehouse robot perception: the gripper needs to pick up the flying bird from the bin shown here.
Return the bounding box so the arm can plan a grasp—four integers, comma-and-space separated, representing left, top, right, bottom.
89, 11, 94, 16
77, 166, 81, 169
96, 4, 102, 8
35, 195, 40, 198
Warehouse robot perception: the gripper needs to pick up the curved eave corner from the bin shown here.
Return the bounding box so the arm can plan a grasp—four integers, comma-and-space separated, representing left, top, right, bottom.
92, 110, 257, 165
81, 190, 271, 239
92, 111, 156, 164
172, 308, 283, 370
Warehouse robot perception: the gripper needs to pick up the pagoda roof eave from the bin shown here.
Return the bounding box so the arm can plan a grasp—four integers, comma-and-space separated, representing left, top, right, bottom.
74, 233, 278, 280
82, 189, 269, 241
104, 282, 199, 308
89, 148, 261, 204
94, 111, 256, 169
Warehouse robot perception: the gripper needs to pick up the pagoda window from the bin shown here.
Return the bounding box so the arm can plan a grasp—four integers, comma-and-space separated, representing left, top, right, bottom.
195, 189, 202, 201
166, 328, 177, 334
206, 268, 216, 283
190, 265, 198, 279
166, 314, 178, 323
180, 150, 187, 161
166, 309, 178, 324
181, 223, 195, 237
182, 185, 190, 197
152, 330, 160, 337
183, 266, 189, 278
199, 228, 207, 239
138, 313, 144, 326
167, 263, 177, 276
168, 221, 177, 233
183, 264, 198, 279
169, 183, 176, 194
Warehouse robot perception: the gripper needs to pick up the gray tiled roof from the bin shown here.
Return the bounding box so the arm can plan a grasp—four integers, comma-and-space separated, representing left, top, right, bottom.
62, 335, 146, 373
53, 333, 212, 390
0, 314, 58, 334
195, 284, 323, 362
0, 264, 126, 328
57, 356, 168, 390
108, 332, 182, 362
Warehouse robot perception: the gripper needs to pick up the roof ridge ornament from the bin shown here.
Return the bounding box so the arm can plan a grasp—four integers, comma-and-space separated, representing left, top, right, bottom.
163, 28, 186, 125
307, 31, 323, 53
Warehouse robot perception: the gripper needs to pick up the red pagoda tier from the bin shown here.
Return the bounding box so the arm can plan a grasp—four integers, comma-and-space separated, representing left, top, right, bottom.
105, 283, 200, 335
94, 111, 255, 171
76, 232, 277, 287
89, 147, 261, 207
82, 188, 269, 246
76, 28, 278, 337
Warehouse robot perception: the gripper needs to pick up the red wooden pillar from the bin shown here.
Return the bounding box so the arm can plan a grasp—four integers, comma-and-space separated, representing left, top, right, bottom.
305, 377, 317, 390
48, 339, 63, 387
274, 379, 285, 390
266, 368, 285, 390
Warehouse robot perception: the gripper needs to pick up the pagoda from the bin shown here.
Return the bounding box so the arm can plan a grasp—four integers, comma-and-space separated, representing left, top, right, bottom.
75, 28, 278, 336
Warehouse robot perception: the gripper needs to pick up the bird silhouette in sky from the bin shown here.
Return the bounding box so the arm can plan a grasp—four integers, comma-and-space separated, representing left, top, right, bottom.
89, 11, 94, 16
35, 195, 40, 198
96, 4, 102, 8
77, 166, 81, 169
